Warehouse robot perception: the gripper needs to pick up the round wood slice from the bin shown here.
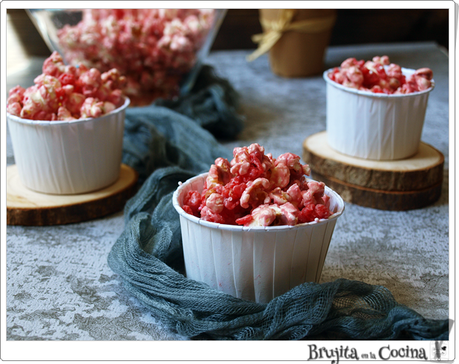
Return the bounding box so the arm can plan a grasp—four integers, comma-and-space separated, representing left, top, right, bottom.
7, 164, 138, 226
312, 171, 442, 211
303, 131, 444, 191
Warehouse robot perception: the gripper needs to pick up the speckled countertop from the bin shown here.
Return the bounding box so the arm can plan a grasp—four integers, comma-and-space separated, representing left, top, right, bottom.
6, 43, 449, 343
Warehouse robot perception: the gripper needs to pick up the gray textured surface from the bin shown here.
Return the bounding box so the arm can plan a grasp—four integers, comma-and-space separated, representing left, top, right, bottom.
6, 42, 449, 341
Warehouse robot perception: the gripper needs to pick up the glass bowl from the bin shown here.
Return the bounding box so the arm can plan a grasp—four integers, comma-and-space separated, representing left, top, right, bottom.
27, 9, 226, 106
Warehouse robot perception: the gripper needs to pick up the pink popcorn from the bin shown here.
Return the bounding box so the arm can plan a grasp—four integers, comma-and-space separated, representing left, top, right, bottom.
64, 92, 86, 115
230, 147, 252, 176
269, 162, 290, 189
8, 85, 25, 101
372, 55, 390, 65
42, 51, 66, 77
342, 66, 364, 89
7, 102, 22, 117
415, 76, 432, 91
386, 63, 403, 79
302, 181, 327, 207
56, 9, 216, 106
7, 51, 126, 121
104, 101, 116, 113
200, 206, 225, 224
57, 106, 77, 121
206, 157, 232, 190
7, 92, 22, 105
328, 55, 433, 94
182, 144, 333, 227
279, 202, 299, 226
285, 183, 303, 208
248, 204, 280, 227
415, 67, 433, 80
104, 89, 124, 106
78, 68, 103, 97
340, 57, 361, 69
269, 187, 290, 205
80, 98, 103, 118
276, 153, 311, 180
206, 193, 224, 214
79, 98, 114, 119
240, 178, 271, 209
230, 143, 275, 184
20, 88, 48, 119
413, 68, 434, 91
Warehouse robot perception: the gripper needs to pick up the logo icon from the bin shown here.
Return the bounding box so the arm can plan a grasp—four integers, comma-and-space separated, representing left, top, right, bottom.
431, 341, 448, 361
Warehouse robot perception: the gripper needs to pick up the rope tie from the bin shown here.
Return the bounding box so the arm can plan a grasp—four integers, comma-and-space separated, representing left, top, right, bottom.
247, 9, 337, 62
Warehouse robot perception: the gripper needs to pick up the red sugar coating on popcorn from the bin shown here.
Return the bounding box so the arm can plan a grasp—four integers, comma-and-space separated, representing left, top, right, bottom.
56, 9, 216, 105
182, 144, 333, 227
328, 55, 433, 94
7, 51, 126, 121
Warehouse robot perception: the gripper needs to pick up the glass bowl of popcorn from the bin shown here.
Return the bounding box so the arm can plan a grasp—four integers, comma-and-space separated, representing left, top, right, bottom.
172, 144, 345, 303
27, 9, 226, 106
323, 56, 435, 160
7, 52, 130, 195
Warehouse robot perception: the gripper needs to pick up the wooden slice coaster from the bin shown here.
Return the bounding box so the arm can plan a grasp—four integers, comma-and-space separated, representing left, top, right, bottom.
303, 131, 444, 192
7, 164, 138, 226
312, 171, 442, 211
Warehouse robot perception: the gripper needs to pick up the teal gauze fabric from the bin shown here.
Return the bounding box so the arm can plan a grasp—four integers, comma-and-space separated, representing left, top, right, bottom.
107, 65, 449, 340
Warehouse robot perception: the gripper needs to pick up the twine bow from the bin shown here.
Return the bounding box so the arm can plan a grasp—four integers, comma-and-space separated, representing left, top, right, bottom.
247, 9, 337, 62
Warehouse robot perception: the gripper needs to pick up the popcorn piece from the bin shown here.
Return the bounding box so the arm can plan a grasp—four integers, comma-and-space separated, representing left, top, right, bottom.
206, 192, 224, 214
8, 85, 25, 100
269, 187, 290, 205
200, 205, 225, 224
240, 178, 271, 209
7, 102, 22, 117
230, 143, 272, 183
80, 98, 104, 118
64, 92, 86, 115
276, 153, 311, 180
182, 190, 202, 217
206, 157, 232, 190
269, 162, 290, 189
184, 144, 333, 227
279, 202, 299, 226
415, 67, 433, 81
245, 204, 280, 227
372, 55, 390, 65
284, 183, 303, 208
57, 106, 77, 121
328, 55, 433, 94
302, 181, 328, 206
7, 51, 126, 121
42, 51, 66, 77
78, 68, 102, 97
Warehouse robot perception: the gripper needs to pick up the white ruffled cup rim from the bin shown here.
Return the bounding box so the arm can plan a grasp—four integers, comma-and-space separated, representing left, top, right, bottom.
7, 96, 130, 126
322, 67, 435, 98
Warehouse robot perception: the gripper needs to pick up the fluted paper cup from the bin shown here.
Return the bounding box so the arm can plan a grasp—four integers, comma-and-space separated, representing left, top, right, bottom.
7, 97, 130, 194
172, 173, 345, 303
323, 68, 434, 160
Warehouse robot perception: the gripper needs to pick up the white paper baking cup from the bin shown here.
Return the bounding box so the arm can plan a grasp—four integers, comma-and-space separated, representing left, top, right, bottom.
172, 173, 345, 303
7, 97, 130, 194
323, 68, 434, 160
